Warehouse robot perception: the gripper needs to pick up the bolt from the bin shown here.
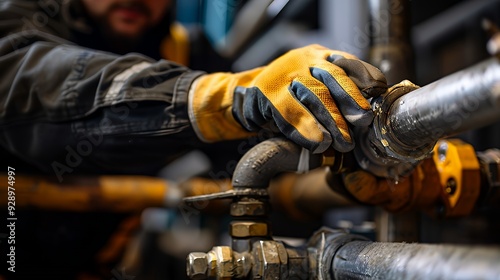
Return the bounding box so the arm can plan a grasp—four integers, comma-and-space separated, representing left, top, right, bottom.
186, 252, 209, 280
445, 178, 457, 195
438, 141, 448, 162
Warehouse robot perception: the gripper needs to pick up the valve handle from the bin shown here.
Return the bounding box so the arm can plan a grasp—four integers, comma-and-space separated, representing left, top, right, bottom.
183, 188, 269, 203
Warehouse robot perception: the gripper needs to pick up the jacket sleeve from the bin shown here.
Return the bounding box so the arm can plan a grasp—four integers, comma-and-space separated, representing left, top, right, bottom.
0, 3, 206, 179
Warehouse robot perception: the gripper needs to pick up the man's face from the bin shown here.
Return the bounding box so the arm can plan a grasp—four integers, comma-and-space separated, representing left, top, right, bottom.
82, 0, 171, 40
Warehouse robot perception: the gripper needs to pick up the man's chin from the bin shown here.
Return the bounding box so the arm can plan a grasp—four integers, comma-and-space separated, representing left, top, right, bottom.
96, 24, 149, 53
109, 22, 147, 41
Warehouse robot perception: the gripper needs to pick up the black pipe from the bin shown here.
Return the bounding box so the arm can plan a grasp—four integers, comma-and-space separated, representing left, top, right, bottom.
232, 138, 323, 189
332, 240, 500, 280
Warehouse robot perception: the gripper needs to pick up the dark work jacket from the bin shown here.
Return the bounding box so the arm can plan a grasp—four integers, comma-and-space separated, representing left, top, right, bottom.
0, 0, 207, 179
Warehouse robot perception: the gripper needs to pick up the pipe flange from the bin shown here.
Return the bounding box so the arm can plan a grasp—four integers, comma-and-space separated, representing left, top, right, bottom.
372, 80, 435, 162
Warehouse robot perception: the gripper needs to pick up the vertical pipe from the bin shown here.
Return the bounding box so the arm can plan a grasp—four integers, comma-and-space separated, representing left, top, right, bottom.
368, 0, 414, 84
328, 0, 370, 60
367, 0, 419, 242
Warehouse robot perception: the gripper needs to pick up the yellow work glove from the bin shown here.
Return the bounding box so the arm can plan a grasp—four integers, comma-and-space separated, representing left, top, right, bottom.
189, 44, 387, 153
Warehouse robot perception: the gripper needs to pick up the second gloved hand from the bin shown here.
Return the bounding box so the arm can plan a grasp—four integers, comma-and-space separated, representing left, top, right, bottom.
334, 158, 442, 213
189, 44, 387, 153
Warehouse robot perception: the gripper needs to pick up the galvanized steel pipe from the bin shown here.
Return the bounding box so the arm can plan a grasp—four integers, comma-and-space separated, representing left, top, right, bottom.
388, 57, 500, 149
332, 240, 500, 280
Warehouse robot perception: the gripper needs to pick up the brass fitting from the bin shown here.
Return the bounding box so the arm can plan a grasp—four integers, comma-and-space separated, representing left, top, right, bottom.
186, 241, 294, 280
252, 240, 288, 280
230, 221, 269, 238
186, 252, 210, 280
230, 199, 267, 217
212, 246, 233, 279
186, 247, 234, 280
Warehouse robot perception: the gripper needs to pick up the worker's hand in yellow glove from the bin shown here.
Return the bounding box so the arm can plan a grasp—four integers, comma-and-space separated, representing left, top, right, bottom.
189, 44, 387, 153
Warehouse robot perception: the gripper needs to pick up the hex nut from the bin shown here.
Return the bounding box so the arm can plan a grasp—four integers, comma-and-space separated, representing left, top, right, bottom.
230, 221, 268, 238
212, 246, 234, 279
230, 200, 267, 217
186, 252, 208, 280
206, 251, 217, 277
252, 240, 288, 280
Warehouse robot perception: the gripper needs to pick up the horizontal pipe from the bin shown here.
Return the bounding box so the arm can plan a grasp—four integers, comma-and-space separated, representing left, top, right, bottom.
388, 57, 500, 149
0, 175, 180, 212
268, 169, 355, 219
332, 240, 500, 280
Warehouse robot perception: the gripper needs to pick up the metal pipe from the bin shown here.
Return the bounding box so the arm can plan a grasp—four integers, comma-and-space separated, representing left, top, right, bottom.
268, 169, 355, 219
363, 57, 500, 178
388, 57, 500, 149
308, 229, 500, 280
0, 175, 180, 212
332, 240, 500, 280
412, 0, 500, 50
231, 138, 323, 189
368, 0, 414, 84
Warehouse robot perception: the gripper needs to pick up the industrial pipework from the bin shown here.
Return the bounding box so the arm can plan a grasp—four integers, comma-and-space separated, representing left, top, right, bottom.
356, 57, 500, 179
184, 54, 500, 278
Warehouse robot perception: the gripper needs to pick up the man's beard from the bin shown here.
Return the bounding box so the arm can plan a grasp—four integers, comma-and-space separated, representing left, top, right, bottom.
96, 1, 153, 53
100, 23, 144, 53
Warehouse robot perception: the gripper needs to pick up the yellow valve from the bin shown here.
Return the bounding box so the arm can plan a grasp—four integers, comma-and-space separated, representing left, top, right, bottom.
432, 139, 481, 216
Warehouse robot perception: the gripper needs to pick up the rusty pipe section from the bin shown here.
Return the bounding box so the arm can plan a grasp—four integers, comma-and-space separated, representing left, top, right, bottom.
232, 138, 324, 189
